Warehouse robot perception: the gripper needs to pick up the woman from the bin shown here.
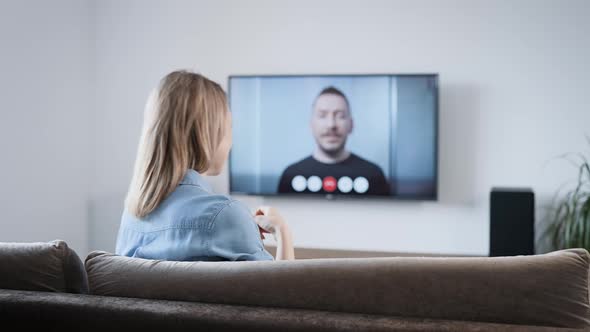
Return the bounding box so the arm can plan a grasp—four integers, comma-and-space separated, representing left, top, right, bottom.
116, 70, 294, 261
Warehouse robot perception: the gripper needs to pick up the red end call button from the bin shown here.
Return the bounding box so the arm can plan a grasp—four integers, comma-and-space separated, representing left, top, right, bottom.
323, 176, 337, 192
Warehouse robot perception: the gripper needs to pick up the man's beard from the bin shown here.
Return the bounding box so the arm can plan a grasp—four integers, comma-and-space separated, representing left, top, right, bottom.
319, 140, 347, 157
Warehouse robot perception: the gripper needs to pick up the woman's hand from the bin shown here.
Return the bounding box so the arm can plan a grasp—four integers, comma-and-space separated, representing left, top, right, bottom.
254, 206, 287, 235
254, 206, 295, 260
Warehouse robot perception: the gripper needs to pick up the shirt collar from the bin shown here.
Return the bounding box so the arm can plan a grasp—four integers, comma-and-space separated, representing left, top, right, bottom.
179, 169, 212, 192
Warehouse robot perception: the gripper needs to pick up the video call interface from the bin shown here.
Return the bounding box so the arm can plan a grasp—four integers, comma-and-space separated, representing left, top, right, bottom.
229, 74, 438, 199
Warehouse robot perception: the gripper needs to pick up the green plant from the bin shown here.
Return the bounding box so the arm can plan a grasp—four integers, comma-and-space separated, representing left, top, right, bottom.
545, 140, 590, 250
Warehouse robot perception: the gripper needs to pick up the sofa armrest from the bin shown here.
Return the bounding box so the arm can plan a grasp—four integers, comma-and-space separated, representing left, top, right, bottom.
0, 240, 88, 293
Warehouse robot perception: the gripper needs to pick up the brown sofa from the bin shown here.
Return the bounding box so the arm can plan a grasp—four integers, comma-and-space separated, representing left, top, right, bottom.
0, 240, 589, 331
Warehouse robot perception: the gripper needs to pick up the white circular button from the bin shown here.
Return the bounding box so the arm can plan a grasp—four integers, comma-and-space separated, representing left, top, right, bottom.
291, 175, 307, 192
337, 176, 353, 193
353, 177, 369, 194
307, 176, 322, 192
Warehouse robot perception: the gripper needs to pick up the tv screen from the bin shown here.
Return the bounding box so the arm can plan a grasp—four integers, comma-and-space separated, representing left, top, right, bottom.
228, 74, 438, 200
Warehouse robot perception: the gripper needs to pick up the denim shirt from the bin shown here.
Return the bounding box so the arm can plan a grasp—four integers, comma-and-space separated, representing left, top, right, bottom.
115, 170, 274, 261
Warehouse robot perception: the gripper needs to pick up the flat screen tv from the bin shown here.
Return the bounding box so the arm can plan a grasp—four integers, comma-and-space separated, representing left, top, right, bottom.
228, 74, 438, 200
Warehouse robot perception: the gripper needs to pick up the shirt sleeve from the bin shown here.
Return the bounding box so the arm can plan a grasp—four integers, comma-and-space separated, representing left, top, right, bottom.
277, 167, 294, 193
208, 200, 274, 261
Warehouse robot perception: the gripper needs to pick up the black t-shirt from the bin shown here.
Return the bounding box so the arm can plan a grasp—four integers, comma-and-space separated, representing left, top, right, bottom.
277, 153, 390, 195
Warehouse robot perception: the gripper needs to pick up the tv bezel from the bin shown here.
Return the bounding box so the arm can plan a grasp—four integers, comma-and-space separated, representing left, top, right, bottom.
227, 73, 439, 201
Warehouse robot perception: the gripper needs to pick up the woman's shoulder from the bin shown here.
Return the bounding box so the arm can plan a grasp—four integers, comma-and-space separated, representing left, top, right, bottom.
164, 188, 251, 226
122, 183, 254, 232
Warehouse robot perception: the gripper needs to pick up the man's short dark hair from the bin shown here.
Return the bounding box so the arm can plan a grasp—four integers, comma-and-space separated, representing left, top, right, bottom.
314, 86, 351, 112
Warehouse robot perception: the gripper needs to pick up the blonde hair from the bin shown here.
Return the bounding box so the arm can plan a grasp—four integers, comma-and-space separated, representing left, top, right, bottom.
125, 70, 228, 218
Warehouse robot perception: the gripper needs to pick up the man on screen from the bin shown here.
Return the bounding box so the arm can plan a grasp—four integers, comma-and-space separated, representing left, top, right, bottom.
277, 86, 390, 195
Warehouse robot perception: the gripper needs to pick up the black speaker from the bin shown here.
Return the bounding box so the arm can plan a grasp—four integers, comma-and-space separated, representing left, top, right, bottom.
489, 187, 535, 257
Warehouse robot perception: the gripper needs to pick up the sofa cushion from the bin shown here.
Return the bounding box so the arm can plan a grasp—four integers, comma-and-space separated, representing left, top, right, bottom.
0, 289, 582, 332
85, 249, 590, 328
0, 240, 88, 293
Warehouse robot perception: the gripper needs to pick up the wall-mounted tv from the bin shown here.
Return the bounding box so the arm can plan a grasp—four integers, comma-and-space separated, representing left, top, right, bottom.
228, 74, 438, 200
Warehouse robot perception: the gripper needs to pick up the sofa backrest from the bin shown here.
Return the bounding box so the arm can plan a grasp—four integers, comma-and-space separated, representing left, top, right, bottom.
0, 240, 88, 294
85, 249, 590, 329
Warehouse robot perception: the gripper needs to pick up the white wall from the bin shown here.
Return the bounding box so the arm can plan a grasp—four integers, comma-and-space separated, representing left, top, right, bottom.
0, 0, 93, 254
91, 0, 589, 256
